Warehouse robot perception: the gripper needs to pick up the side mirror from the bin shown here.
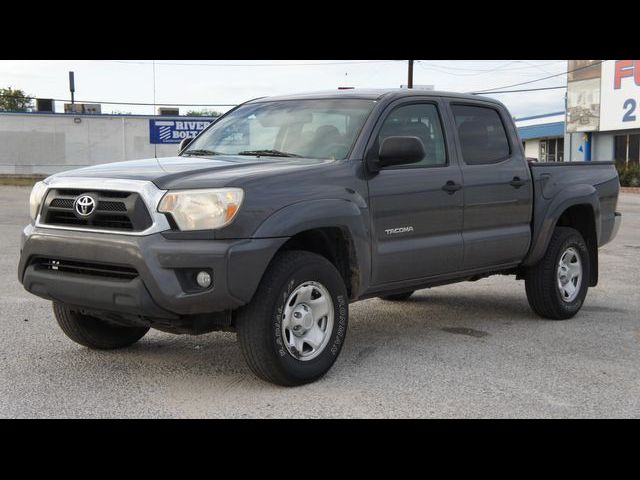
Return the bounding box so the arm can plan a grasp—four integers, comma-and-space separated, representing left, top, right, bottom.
374, 136, 425, 170
179, 137, 193, 153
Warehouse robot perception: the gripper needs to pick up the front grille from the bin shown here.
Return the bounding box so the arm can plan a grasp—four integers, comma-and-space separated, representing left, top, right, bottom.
49, 198, 74, 209
98, 201, 127, 212
49, 198, 127, 212
41, 189, 152, 232
33, 258, 139, 280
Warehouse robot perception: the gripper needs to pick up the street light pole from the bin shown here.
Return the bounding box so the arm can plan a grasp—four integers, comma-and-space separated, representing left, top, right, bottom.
407, 60, 414, 89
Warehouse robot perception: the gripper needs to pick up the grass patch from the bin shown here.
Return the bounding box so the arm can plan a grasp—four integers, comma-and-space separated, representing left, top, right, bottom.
0, 176, 46, 187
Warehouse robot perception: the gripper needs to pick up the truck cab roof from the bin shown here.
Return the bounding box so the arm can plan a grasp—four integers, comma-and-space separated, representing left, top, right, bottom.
247, 88, 502, 106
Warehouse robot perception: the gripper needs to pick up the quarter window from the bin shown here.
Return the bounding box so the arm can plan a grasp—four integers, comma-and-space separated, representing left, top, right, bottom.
452, 104, 510, 165
377, 103, 447, 167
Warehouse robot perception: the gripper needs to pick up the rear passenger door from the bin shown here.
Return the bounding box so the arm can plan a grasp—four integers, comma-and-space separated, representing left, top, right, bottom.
366, 99, 464, 285
449, 102, 532, 270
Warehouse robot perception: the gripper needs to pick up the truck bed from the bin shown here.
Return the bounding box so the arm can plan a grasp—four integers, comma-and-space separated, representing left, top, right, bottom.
525, 160, 621, 267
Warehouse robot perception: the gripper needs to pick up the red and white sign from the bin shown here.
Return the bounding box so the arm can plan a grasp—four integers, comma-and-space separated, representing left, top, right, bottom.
600, 60, 640, 131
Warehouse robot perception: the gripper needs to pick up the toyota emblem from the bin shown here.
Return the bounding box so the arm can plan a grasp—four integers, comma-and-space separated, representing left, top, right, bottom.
74, 195, 96, 217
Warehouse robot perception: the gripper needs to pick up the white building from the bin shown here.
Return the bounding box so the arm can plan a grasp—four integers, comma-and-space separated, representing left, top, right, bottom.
565, 60, 640, 166
515, 111, 565, 162
0, 112, 217, 176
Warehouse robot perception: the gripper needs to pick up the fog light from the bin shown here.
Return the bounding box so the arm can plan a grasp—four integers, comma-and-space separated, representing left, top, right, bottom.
196, 271, 212, 288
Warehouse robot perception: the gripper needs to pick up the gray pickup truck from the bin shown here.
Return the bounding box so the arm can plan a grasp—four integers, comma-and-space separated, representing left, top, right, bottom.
18, 89, 621, 386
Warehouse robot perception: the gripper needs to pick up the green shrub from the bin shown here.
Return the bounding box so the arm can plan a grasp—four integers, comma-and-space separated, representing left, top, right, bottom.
616, 163, 640, 187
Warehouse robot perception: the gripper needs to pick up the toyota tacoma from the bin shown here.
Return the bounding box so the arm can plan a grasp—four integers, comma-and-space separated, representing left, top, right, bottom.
18, 89, 622, 385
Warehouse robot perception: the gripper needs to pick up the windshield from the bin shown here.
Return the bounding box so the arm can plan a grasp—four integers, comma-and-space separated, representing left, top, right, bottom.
183, 99, 375, 160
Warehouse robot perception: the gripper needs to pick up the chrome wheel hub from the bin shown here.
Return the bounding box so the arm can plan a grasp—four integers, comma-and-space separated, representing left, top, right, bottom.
291, 304, 314, 333
557, 247, 582, 303
281, 281, 334, 361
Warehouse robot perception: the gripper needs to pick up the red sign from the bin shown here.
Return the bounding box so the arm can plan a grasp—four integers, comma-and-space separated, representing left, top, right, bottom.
614, 60, 640, 89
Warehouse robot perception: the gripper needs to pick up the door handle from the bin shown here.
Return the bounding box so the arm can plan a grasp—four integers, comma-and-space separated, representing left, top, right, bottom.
442, 181, 462, 194
510, 177, 526, 188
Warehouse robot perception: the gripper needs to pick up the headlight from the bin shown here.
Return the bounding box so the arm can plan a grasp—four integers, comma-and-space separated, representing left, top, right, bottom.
29, 181, 48, 222
158, 188, 244, 231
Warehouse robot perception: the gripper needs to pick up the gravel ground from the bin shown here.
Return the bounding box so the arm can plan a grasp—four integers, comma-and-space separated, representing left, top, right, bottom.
1, 186, 638, 418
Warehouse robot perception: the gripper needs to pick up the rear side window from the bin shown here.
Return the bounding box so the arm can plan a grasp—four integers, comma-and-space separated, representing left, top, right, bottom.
452, 104, 510, 165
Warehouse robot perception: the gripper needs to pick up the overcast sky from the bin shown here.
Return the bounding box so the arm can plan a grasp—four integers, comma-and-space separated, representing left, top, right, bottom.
0, 60, 568, 118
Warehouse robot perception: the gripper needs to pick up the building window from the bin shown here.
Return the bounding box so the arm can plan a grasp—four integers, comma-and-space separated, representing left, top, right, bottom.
615, 134, 640, 167
539, 137, 564, 162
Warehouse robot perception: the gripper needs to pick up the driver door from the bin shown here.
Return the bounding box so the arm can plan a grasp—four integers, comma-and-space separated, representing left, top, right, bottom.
366, 99, 464, 285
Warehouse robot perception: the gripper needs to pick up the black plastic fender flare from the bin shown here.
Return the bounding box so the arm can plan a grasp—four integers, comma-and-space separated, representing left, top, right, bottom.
252, 198, 371, 298
523, 183, 600, 268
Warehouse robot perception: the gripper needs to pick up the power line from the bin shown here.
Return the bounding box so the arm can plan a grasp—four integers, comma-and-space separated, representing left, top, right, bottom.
439, 60, 565, 71
97, 60, 403, 67
472, 60, 605, 93
416, 60, 566, 76
0, 93, 237, 107
416, 61, 519, 77
420, 60, 546, 73
512, 60, 563, 76
0, 84, 568, 108
471, 85, 567, 94
0, 75, 569, 109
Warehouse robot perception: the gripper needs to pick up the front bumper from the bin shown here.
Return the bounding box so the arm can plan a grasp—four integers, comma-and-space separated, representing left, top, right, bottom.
18, 225, 287, 319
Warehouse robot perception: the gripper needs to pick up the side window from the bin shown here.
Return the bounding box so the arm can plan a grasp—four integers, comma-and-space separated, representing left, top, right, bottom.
377, 103, 447, 167
452, 104, 510, 165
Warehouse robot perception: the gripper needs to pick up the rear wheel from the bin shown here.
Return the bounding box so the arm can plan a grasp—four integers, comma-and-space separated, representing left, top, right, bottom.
379, 291, 415, 301
525, 227, 590, 320
235, 250, 349, 386
53, 303, 149, 349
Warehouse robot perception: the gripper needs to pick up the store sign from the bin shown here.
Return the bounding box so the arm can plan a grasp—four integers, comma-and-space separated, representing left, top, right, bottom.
600, 60, 640, 131
149, 119, 214, 144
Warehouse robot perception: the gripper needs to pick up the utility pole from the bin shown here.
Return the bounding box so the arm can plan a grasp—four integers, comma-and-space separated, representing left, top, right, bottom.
407, 60, 414, 89
69, 71, 75, 104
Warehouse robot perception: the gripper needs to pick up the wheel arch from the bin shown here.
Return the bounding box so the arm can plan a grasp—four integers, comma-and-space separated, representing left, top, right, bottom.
523, 185, 600, 286
252, 199, 371, 300
555, 203, 598, 287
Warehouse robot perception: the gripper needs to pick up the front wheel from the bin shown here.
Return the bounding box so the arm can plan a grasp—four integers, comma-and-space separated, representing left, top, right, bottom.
235, 250, 349, 386
525, 227, 590, 320
53, 303, 149, 349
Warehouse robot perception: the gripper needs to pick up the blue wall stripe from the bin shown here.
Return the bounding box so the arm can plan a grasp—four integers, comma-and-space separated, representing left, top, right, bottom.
517, 122, 565, 140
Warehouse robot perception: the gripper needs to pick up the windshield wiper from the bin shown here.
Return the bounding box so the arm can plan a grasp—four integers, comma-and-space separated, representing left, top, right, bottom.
236, 149, 301, 158
183, 149, 223, 156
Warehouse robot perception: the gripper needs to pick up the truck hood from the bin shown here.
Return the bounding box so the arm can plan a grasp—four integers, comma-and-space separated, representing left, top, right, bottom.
48, 155, 335, 190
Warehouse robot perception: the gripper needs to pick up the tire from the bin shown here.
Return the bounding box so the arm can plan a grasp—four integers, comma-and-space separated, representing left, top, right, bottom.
53, 303, 149, 349
525, 227, 590, 320
379, 291, 415, 301
235, 250, 349, 386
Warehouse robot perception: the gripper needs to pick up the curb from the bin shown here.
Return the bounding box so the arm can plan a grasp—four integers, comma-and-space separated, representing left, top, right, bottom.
621, 187, 640, 194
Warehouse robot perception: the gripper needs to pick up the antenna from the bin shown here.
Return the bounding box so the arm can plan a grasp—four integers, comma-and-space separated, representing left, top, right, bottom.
152, 60, 157, 159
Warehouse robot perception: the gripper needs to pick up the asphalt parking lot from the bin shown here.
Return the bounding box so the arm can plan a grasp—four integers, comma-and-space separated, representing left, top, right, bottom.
1, 185, 638, 418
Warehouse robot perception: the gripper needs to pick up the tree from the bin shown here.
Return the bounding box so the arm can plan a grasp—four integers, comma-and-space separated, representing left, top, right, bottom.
186, 109, 222, 117
0, 87, 33, 112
